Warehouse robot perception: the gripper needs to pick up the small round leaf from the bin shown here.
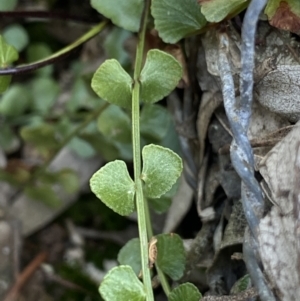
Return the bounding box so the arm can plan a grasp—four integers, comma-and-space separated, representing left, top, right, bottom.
156, 233, 186, 280
30, 77, 60, 113
141, 144, 183, 198
169, 283, 202, 301
118, 238, 141, 276
0, 84, 30, 116
20, 123, 57, 149
0, 0, 18, 11
0, 124, 19, 153
151, 0, 207, 43
91, 59, 133, 108
90, 160, 135, 216
80, 132, 124, 161
97, 104, 132, 143
148, 196, 172, 214
0, 35, 19, 66
68, 137, 96, 159
24, 185, 61, 208
200, 0, 248, 23
0, 75, 12, 93
99, 265, 146, 301
91, 0, 144, 32
140, 104, 171, 141
104, 27, 132, 65
3, 24, 29, 52
26, 43, 53, 76
140, 50, 182, 104
57, 169, 79, 194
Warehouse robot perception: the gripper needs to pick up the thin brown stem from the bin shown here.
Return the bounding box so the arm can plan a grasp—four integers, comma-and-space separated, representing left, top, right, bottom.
3, 252, 47, 301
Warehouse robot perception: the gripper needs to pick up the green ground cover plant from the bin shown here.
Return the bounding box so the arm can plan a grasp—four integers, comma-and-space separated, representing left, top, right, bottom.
1, 0, 299, 300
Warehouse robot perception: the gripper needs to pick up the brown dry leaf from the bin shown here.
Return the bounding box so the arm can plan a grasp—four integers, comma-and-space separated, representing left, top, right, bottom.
259, 121, 300, 213
248, 100, 290, 140
247, 100, 291, 165
255, 22, 300, 66
265, 0, 300, 35
258, 121, 300, 300
258, 206, 300, 301
254, 22, 300, 122
197, 91, 223, 165
251, 125, 293, 149
148, 237, 158, 269
256, 65, 300, 122
250, 125, 293, 169
202, 26, 241, 78
164, 44, 189, 87
197, 160, 220, 221
197, 41, 220, 92
202, 162, 220, 210
219, 200, 246, 250
207, 201, 247, 295
163, 175, 193, 233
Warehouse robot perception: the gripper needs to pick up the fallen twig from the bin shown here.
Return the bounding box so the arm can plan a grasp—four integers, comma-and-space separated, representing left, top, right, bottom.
3, 252, 47, 301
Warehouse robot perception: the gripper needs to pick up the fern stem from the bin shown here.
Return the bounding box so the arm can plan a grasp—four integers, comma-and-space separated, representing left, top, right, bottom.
132, 0, 154, 300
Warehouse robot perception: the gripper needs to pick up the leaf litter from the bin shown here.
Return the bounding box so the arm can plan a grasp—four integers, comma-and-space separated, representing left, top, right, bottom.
184, 9, 300, 300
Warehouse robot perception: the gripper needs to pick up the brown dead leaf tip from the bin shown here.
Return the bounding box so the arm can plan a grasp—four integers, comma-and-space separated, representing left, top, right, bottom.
269, 1, 300, 35
148, 237, 158, 269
